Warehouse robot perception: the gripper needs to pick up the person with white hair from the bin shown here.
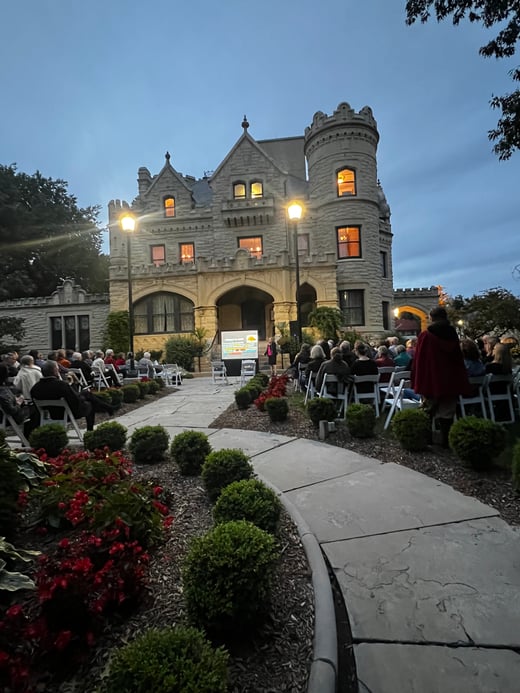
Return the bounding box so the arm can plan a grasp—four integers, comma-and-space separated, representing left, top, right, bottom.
13, 354, 42, 400
138, 351, 156, 378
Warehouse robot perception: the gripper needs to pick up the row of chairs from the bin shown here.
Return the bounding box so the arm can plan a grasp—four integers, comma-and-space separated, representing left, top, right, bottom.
0, 397, 83, 447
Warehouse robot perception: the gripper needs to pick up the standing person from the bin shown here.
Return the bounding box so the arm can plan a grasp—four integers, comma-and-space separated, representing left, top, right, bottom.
411, 306, 470, 447
264, 337, 278, 376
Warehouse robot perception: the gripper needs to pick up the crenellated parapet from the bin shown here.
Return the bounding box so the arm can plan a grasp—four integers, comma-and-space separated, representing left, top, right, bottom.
304, 101, 379, 157
394, 287, 439, 297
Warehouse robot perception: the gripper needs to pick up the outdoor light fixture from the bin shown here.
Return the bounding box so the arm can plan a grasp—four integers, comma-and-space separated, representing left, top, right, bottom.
119, 212, 136, 354
287, 202, 304, 343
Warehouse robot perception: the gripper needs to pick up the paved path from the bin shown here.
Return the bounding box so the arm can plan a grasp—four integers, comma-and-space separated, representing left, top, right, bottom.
106, 378, 520, 692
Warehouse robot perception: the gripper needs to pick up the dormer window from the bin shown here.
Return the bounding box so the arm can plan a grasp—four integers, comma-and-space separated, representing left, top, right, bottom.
337, 168, 356, 197
250, 181, 263, 198
233, 182, 246, 199
164, 196, 176, 217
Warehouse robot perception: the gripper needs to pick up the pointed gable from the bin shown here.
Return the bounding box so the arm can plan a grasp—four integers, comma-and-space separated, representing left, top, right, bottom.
138, 152, 195, 216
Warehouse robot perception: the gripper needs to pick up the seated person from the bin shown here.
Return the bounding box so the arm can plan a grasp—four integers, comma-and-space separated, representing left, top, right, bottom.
114, 352, 128, 376
69, 352, 94, 386
47, 351, 69, 378
125, 352, 138, 377
291, 343, 312, 385
351, 343, 379, 392
138, 351, 156, 378
304, 344, 327, 388
1, 352, 19, 379
315, 347, 351, 395
0, 364, 34, 436
30, 361, 114, 432
375, 345, 395, 382
460, 339, 486, 377
339, 340, 357, 367
485, 343, 513, 421
13, 355, 42, 400
393, 344, 412, 368
57, 349, 71, 369
92, 350, 120, 388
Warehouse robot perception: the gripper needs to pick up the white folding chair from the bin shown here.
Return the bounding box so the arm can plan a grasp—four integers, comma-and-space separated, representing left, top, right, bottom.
32, 398, 84, 442
352, 374, 380, 417
67, 368, 90, 390
211, 361, 228, 384
240, 360, 256, 386
484, 373, 515, 423
383, 379, 421, 430
304, 371, 317, 404
91, 366, 110, 391
458, 375, 488, 419
318, 374, 350, 417
0, 408, 31, 447
377, 367, 396, 398
106, 363, 124, 385
379, 370, 411, 408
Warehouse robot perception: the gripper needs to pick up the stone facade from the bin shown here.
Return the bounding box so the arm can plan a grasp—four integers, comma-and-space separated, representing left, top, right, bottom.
108, 102, 395, 353
0, 279, 109, 353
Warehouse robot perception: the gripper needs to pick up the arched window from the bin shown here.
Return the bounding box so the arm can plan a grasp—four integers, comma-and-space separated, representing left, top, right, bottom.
134, 292, 194, 334
337, 168, 356, 196
233, 182, 246, 199
164, 196, 176, 217
250, 181, 263, 198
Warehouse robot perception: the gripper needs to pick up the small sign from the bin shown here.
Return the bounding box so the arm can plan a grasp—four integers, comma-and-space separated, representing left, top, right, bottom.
221, 330, 259, 360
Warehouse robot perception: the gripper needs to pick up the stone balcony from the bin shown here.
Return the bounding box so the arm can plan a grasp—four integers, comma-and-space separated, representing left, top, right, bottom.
220, 196, 275, 227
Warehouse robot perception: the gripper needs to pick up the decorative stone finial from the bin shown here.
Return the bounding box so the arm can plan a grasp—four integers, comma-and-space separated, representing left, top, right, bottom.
165, 151, 171, 162
241, 115, 249, 131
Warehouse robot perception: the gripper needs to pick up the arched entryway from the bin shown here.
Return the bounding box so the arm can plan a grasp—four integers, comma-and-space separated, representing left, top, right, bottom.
298, 282, 317, 328
217, 287, 275, 340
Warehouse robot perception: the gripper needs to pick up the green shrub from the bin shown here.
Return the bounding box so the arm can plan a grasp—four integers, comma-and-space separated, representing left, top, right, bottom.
255, 372, 270, 388
137, 380, 150, 399
29, 423, 68, 457
265, 397, 289, 422
102, 626, 228, 693
449, 417, 508, 470
201, 449, 254, 502
214, 479, 282, 534
83, 421, 128, 452
171, 430, 212, 476
122, 383, 140, 403
183, 520, 278, 636
154, 376, 166, 389
307, 397, 337, 426
346, 403, 376, 438
106, 387, 124, 408
0, 429, 6, 447
234, 387, 251, 410
164, 335, 199, 372
512, 441, 520, 491
129, 425, 169, 464
94, 389, 112, 407
245, 383, 262, 401
0, 448, 24, 539
147, 379, 160, 395
391, 409, 431, 451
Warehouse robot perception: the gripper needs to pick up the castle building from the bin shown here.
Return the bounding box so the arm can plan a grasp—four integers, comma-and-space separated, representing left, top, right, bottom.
108, 102, 394, 353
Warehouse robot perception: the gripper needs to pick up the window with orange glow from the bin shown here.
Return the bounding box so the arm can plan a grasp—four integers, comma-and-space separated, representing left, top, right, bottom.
337, 168, 356, 196
233, 182, 246, 199
337, 226, 361, 258
151, 245, 166, 267
180, 243, 194, 264
164, 196, 175, 217
238, 236, 263, 259
250, 181, 263, 198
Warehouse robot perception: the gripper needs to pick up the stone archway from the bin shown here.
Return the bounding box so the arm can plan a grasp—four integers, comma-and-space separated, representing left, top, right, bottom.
395, 305, 428, 332
217, 286, 275, 340
298, 282, 317, 328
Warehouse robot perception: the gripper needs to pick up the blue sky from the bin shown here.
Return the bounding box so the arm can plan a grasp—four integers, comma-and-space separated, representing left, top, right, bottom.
1, 1, 518, 299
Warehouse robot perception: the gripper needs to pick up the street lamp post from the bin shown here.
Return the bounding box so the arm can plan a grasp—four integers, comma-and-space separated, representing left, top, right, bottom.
287, 202, 303, 345
120, 213, 136, 354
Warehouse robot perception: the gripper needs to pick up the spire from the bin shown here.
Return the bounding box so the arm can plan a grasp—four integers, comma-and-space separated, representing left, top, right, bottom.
241, 115, 249, 132
165, 151, 171, 163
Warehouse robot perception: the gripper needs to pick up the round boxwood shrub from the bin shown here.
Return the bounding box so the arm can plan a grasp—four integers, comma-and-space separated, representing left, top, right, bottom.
307, 397, 337, 427
255, 372, 270, 387
29, 423, 69, 457
213, 479, 282, 534
137, 380, 150, 399
122, 383, 140, 403
154, 376, 166, 389
171, 430, 212, 476
102, 626, 228, 693
106, 387, 124, 409
129, 425, 169, 464
265, 397, 289, 422
183, 520, 278, 636
201, 448, 254, 502
93, 389, 113, 407
234, 387, 251, 410
512, 440, 520, 492
449, 416, 507, 470
391, 409, 431, 451
83, 421, 128, 452
346, 403, 376, 438
147, 379, 160, 395
245, 383, 262, 401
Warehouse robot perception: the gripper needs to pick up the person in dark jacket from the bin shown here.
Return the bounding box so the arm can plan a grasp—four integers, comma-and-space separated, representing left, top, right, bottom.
411, 306, 470, 446
315, 347, 351, 395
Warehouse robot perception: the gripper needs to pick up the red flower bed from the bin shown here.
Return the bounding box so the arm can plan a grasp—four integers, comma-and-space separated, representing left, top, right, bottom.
254, 374, 289, 411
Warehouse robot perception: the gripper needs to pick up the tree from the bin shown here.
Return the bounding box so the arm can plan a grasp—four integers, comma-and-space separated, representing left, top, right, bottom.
449, 287, 520, 338
0, 316, 25, 353
103, 311, 130, 354
308, 307, 344, 341
405, 1, 520, 159
0, 164, 108, 299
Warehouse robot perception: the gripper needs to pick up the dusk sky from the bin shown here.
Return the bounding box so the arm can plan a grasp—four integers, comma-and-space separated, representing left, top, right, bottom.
1, 1, 519, 299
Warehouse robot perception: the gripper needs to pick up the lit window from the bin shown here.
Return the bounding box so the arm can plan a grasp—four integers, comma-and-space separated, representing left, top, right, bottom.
233, 182, 246, 199
337, 226, 361, 258
339, 290, 365, 326
134, 292, 195, 334
180, 243, 195, 264
164, 196, 175, 217
151, 245, 166, 267
337, 168, 356, 196
250, 181, 263, 198
239, 236, 263, 259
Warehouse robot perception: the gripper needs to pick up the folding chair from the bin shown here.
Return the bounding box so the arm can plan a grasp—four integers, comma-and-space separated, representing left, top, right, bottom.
91, 366, 110, 391
106, 363, 124, 385
377, 367, 396, 397
352, 374, 380, 417
304, 372, 317, 404
211, 361, 228, 384
484, 374, 515, 423
458, 375, 488, 419
0, 408, 30, 447
240, 360, 256, 386
318, 374, 349, 417
67, 368, 90, 390
383, 379, 421, 430
379, 370, 411, 408
32, 398, 84, 442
